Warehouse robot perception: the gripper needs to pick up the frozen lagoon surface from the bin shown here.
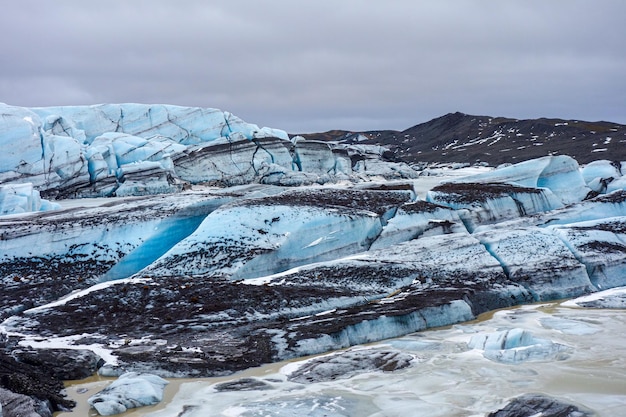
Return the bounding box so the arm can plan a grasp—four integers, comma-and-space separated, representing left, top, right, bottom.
58, 292, 626, 417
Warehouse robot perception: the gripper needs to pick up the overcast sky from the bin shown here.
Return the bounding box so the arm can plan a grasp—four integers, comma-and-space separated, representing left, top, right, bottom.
1, 1, 625, 133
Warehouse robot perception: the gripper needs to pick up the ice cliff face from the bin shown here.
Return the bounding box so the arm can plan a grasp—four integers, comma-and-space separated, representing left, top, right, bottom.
0, 103, 290, 198
0, 103, 417, 212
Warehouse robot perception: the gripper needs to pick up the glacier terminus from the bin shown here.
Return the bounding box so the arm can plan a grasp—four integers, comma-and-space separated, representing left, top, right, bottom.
0, 103, 625, 416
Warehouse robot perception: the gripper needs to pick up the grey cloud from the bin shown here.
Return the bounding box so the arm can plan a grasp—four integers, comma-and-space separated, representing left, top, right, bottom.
1, 0, 625, 133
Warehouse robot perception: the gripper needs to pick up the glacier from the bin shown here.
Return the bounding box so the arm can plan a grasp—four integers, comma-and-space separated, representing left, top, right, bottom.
1, 103, 626, 416
0, 103, 294, 200
137, 187, 412, 280
1, 154, 625, 375
0, 103, 414, 206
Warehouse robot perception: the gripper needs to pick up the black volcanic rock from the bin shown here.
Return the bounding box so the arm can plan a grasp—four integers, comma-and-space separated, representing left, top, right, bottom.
286, 348, 414, 383
488, 393, 593, 417
214, 378, 273, 392
297, 112, 626, 165
12, 348, 103, 381
0, 388, 54, 417
0, 352, 75, 415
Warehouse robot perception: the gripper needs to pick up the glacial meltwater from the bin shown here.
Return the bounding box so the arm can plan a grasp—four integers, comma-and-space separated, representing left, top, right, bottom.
57, 294, 626, 417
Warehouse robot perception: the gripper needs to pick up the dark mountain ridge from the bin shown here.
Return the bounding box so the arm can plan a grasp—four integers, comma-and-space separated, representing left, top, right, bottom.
296, 112, 626, 165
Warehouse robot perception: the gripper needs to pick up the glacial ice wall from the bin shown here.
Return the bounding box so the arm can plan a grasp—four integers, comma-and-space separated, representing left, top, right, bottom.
30, 104, 288, 145
0, 103, 414, 206
0, 103, 296, 199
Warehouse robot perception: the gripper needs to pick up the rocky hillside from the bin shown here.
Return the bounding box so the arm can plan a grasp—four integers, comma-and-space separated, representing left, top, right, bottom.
297, 112, 626, 165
